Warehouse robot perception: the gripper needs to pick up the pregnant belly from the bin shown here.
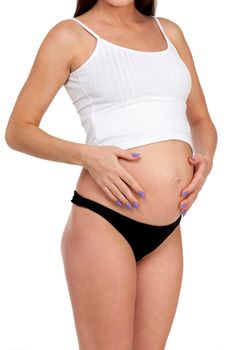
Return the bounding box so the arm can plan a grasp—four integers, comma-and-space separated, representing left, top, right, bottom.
75, 140, 194, 225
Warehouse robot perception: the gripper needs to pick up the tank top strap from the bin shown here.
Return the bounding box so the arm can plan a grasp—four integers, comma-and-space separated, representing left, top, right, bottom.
151, 16, 172, 49
70, 18, 100, 39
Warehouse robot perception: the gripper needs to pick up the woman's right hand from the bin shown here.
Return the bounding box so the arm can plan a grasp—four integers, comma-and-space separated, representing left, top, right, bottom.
82, 145, 145, 209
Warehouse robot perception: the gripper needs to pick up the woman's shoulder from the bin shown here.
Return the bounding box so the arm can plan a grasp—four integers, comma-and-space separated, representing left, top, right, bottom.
156, 16, 186, 43
34, 18, 86, 71
156, 17, 185, 49
43, 18, 84, 47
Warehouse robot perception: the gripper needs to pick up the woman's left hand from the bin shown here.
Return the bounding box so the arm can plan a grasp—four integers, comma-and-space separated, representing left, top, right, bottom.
179, 153, 212, 216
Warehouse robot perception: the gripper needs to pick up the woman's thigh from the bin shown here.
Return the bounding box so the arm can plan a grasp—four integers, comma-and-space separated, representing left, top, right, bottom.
133, 225, 183, 350
61, 204, 137, 350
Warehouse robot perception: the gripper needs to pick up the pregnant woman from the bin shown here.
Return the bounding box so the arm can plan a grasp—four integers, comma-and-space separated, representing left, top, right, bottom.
5, 0, 218, 349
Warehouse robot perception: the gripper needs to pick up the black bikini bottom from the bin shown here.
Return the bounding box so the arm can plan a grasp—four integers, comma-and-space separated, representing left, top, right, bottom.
71, 190, 182, 263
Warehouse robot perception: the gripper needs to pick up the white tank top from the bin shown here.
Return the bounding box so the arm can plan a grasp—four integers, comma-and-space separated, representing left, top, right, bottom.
64, 16, 194, 152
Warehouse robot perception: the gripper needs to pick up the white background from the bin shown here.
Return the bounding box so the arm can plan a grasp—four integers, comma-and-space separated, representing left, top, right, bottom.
1, 0, 232, 349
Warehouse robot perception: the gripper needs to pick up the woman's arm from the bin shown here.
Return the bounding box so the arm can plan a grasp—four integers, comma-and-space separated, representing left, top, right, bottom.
5, 19, 93, 167
5, 19, 147, 204
159, 17, 218, 175
159, 17, 218, 215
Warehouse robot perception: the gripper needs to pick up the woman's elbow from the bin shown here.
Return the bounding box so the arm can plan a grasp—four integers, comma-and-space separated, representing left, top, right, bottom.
5, 122, 23, 150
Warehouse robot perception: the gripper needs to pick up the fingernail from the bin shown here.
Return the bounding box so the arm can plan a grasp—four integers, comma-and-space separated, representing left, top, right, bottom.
190, 155, 195, 160
126, 203, 133, 209
115, 200, 122, 207
133, 201, 140, 209
180, 203, 186, 209
182, 191, 188, 197
138, 191, 145, 198
132, 152, 141, 157
182, 210, 187, 216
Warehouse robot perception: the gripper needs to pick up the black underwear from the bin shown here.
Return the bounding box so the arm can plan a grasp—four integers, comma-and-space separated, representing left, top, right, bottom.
71, 190, 182, 263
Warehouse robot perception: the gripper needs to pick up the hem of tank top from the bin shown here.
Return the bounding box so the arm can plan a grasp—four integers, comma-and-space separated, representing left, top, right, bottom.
124, 138, 194, 152
74, 95, 187, 114
86, 137, 194, 153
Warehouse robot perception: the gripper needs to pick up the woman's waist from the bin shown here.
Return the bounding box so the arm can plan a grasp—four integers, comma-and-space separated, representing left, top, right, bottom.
75, 140, 194, 225
82, 97, 193, 152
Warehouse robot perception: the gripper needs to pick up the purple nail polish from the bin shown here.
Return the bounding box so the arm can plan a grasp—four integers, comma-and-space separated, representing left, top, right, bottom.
126, 203, 133, 209
138, 191, 145, 198
115, 200, 122, 207
182, 191, 188, 197
133, 201, 139, 209
132, 152, 141, 157
180, 203, 186, 209
182, 210, 187, 216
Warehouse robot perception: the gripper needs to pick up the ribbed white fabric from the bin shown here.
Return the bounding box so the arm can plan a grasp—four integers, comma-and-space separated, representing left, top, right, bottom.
64, 15, 194, 152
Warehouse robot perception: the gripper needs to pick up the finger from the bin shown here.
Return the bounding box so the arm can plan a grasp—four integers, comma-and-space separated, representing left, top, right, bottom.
102, 185, 123, 207
181, 169, 205, 196
106, 181, 129, 206
179, 192, 198, 212
112, 178, 140, 209
101, 171, 141, 208
119, 168, 145, 199
109, 183, 130, 207
188, 157, 198, 165
115, 148, 142, 161
189, 153, 203, 162
102, 182, 140, 209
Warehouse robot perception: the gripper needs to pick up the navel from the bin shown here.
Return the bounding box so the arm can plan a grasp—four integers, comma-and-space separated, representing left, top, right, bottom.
175, 176, 181, 183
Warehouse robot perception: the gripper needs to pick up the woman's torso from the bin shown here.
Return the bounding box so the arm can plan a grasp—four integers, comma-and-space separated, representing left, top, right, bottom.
76, 141, 194, 225
64, 13, 194, 225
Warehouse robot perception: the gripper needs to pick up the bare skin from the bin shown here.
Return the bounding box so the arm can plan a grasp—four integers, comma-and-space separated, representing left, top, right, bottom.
61, 7, 214, 350
133, 226, 183, 350
61, 206, 183, 350
5, 1, 217, 349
